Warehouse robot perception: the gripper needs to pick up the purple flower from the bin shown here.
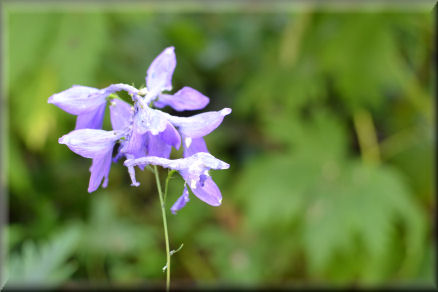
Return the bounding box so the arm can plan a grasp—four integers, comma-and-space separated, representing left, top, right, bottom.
124, 152, 229, 206
49, 46, 231, 205
58, 129, 125, 192
48, 84, 138, 130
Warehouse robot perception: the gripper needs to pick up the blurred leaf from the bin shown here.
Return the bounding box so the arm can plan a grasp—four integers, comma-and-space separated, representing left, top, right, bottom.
312, 14, 408, 111
48, 13, 108, 88
8, 137, 32, 193
9, 13, 108, 152
6, 225, 81, 287
303, 162, 425, 284
8, 12, 57, 87
10, 66, 58, 151
233, 153, 314, 230
79, 194, 155, 256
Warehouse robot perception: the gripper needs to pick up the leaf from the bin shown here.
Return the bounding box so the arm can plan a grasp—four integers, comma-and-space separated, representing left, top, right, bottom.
8, 11, 58, 87
48, 12, 109, 88
312, 13, 408, 111
233, 154, 312, 230
302, 161, 426, 284
5, 225, 81, 287
78, 194, 155, 256
7, 137, 32, 193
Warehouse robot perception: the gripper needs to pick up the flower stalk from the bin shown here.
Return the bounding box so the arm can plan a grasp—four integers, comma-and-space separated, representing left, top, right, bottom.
153, 166, 171, 291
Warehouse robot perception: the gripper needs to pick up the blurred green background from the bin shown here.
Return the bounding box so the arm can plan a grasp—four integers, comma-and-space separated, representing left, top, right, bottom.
3, 3, 435, 289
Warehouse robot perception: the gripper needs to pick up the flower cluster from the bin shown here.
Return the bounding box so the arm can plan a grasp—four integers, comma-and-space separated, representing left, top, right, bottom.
49, 47, 231, 213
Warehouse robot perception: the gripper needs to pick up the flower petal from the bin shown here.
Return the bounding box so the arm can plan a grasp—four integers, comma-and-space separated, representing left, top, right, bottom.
48, 85, 103, 115
193, 152, 229, 170
125, 154, 140, 187
124, 152, 229, 172
124, 155, 179, 170
143, 122, 180, 159
110, 99, 133, 130
155, 87, 209, 111
135, 106, 169, 135
184, 174, 222, 206
88, 150, 113, 193
75, 104, 106, 130
170, 186, 190, 214
146, 46, 176, 97
146, 132, 172, 159
121, 125, 147, 159
183, 137, 208, 157
59, 129, 121, 159
167, 108, 232, 138
160, 122, 181, 150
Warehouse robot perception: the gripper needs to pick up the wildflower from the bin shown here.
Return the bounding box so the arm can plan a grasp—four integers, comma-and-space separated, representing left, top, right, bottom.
124, 152, 230, 207
50, 46, 232, 289
58, 129, 126, 192
50, 46, 231, 205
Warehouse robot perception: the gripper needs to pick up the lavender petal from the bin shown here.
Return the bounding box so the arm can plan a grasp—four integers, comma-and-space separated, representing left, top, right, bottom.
110, 99, 133, 130
121, 125, 147, 159
146, 47, 176, 97
136, 106, 169, 135
168, 108, 232, 138
58, 129, 121, 159
125, 154, 140, 187
160, 122, 181, 150
48, 85, 104, 115
184, 174, 222, 206
88, 150, 113, 193
147, 132, 172, 159
124, 152, 229, 171
75, 103, 106, 130
155, 87, 209, 111
183, 137, 208, 157
170, 186, 190, 214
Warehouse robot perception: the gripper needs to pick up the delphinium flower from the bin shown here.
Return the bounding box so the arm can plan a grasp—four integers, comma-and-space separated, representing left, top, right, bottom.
125, 152, 230, 210
48, 46, 231, 291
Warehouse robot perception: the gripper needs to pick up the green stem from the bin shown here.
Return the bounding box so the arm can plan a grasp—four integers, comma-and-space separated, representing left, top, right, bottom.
164, 170, 175, 203
153, 166, 171, 292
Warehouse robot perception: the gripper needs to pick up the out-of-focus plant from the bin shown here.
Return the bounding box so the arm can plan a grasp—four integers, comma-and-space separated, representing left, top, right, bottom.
4, 225, 80, 288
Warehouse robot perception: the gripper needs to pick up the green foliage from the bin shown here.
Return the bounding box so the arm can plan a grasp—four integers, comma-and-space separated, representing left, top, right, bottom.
79, 194, 154, 256
5, 225, 80, 287
4, 6, 434, 289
